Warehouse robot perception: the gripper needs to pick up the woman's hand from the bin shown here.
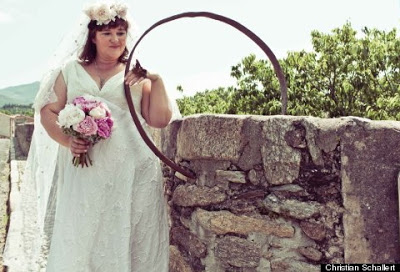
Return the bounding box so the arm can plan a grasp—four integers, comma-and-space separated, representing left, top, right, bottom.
124, 60, 160, 86
124, 69, 146, 86
68, 137, 90, 157
124, 60, 171, 128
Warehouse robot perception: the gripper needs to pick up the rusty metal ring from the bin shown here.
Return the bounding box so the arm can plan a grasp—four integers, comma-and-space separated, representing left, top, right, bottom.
124, 11, 288, 179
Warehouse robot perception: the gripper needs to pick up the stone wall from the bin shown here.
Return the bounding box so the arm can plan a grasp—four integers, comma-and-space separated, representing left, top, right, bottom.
0, 139, 10, 272
160, 115, 400, 272
14, 123, 34, 158
5, 114, 400, 271
0, 113, 11, 138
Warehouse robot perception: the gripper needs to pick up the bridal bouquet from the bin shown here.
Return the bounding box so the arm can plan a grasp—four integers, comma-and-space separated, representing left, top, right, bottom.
57, 95, 114, 167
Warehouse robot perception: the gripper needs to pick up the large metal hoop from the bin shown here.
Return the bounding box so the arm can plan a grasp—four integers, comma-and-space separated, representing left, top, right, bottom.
124, 11, 288, 179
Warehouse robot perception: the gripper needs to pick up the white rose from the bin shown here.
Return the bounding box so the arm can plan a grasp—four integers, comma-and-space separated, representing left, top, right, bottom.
94, 3, 116, 25
58, 104, 85, 127
112, 3, 128, 19
83, 6, 96, 20
89, 106, 107, 119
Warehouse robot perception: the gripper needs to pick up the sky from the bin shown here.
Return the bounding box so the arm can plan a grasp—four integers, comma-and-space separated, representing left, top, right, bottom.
1, 0, 400, 98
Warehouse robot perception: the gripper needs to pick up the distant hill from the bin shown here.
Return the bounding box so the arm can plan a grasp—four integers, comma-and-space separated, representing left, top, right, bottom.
0, 82, 40, 107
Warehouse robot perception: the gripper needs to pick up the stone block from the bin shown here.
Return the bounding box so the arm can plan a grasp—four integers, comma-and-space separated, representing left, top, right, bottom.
171, 226, 207, 258
248, 169, 259, 185
302, 117, 345, 166
299, 221, 326, 241
172, 185, 226, 207
177, 115, 245, 161
15, 123, 34, 157
340, 119, 400, 263
193, 209, 294, 238
271, 258, 319, 272
237, 117, 265, 170
215, 170, 246, 184
160, 119, 182, 159
215, 236, 261, 268
298, 246, 323, 262
269, 184, 309, 198
263, 194, 322, 220
169, 245, 193, 272
261, 117, 302, 185
0, 113, 11, 138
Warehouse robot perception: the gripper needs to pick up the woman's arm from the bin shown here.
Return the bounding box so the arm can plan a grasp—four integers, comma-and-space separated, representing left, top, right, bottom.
140, 74, 173, 128
40, 73, 88, 156
40, 73, 70, 147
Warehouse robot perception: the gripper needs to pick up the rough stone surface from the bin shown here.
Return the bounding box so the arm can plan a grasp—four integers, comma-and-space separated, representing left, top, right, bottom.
191, 160, 231, 188
302, 117, 344, 166
325, 246, 342, 260
160, 119, 182, 159
177, 115, 245, 161
174, 171, 188, 182
171, 226, 207, 258
223, 199, 258, 214
6, 114, 400, 270
0, 139, 10, 271
215, 236, 261, 268
269, 184, 309, 198
14, 123, 33, 158
0, 114, 11, 138
300, 221, 326, 241
298, 246, 323, 261
261, 117, 302, 185
271, 258, 319, 272
237, 117, 264, 171
172, 184, 226, 207
193, 209, 294, 238
284, 123, 307, 149
169, 245, 193, 272
341, 119, 400, 263
215, 170, 247, 184
263, 194, 322, 220
248, 169, 259, 185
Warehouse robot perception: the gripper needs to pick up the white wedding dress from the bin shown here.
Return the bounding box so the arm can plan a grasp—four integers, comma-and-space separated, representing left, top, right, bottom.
44, 60, 169, 271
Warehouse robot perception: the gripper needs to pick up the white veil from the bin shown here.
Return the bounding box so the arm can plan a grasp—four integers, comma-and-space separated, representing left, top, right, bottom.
3, 1, 180, 270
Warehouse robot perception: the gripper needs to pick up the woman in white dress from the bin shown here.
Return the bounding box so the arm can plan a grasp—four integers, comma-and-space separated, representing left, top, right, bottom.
6, 2, 173, 271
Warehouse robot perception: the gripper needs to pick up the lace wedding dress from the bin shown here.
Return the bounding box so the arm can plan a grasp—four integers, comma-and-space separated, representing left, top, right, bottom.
44, 60, 169, 271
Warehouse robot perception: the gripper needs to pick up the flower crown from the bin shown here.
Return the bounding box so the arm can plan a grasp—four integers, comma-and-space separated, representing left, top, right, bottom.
84, 2, 128, 25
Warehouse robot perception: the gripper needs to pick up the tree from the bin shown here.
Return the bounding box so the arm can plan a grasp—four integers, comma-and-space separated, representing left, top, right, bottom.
0, 104, 34, 117
177, 23, 400, 120
177, 87, 234, 115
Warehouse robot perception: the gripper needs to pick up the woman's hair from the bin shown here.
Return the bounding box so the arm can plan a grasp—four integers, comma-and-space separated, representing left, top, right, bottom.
79, 18, 129, 64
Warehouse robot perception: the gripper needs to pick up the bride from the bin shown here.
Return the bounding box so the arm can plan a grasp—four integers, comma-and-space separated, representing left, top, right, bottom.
3, 2, 175, 271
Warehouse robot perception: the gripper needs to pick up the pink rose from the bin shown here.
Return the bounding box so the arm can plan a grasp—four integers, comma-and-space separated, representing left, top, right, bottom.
72, 96, 86, 106
82, 101, 99, 112
95, 118, 113, 138
106, 117, 114, 128
73, 96, 101, 112
75, 116, 98, 136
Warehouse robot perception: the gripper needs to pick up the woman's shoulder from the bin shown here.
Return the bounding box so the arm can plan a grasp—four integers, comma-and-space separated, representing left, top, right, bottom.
61, 59, 82, 84
62, 59, 80, 71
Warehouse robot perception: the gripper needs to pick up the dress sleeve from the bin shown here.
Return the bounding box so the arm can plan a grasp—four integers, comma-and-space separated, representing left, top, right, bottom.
61, 59, 76, 86
33, 60, 75, 113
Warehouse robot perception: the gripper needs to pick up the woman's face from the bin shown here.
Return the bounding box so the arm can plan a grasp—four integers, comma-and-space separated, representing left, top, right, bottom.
92, 26, 127, 61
